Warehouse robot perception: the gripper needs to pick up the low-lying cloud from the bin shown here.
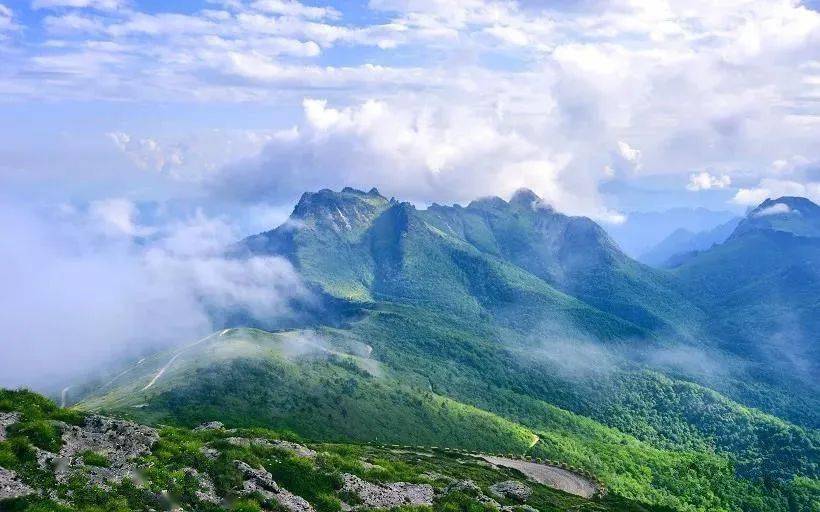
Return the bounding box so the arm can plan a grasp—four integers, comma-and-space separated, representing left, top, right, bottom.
0, 199, 310, 391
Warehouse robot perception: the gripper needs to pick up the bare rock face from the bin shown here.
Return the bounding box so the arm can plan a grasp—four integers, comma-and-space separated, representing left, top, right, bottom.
199, 446, 220, 460
0, 412, 21, 442
234, 460, 314, 512
270, 440, 317, 459
0, 467, 34, 500
225, 437, 317, 458
183, 467, 220, 504
56, 415, 159, 485
194, 421, 224, 431
341, 473, 434, 509
489, 480, 532, 502
445, 480, 500, 508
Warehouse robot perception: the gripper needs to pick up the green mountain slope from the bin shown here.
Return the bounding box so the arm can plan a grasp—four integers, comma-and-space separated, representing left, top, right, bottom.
72, 189, 820, 512
673, 197, 820, 426
0, 389, 680, 512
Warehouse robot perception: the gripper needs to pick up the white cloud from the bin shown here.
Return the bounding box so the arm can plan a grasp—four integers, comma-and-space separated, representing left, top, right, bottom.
0, 4, 18, 34
88, 197, 149, 237
107, 131, 184, 173
249, 0, 340, 20
212, 97, 621, 223
732, 178, 820, 205
32, 0, 126, 10
686, 171, 732, 191
753, 202, 793, 216
0, 199, 311, 389
2, 0, 820, 223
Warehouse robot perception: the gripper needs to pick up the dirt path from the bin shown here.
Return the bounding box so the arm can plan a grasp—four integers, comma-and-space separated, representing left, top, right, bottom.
60, 386, 71, 408
479, 455, 599, 499
141, 330, 227, 391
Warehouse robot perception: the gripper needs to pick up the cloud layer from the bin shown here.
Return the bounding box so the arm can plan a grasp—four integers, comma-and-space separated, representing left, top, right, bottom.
2, 0, 819, 215
0, 199, 311, 390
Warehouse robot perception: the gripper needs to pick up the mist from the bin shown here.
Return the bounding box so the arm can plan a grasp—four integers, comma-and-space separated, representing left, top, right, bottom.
0, 199, 310, 391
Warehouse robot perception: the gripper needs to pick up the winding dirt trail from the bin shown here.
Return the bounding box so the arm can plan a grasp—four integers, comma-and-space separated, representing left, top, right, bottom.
60, 386, 71, 408
141, 330, 228, 391
478, 455, 599, 499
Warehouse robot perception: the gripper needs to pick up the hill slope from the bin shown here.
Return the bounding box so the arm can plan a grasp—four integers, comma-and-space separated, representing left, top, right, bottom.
71, 189, 820, 512
673, 197, 820, 424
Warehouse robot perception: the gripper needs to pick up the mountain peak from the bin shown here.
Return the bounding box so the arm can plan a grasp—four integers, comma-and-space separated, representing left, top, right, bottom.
509, 188, 542, 208
467, 196, 508, 210
732, 196, 820, 239
751, 196, 820, 217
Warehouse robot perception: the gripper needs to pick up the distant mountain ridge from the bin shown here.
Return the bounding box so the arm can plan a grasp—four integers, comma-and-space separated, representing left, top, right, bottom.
639, 217, 742, 268
673, 196, 820, 414
242, 187, 705, 341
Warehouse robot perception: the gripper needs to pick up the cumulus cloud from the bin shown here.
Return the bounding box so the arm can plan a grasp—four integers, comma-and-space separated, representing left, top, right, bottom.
753, 202, 794, 217
32, 0, 126, 10
107, 131, 184, 173
686, 171, 732, 191
0, 3, 18, 34
732, 178, 820, 205
211, 97, 622, 222
0, 199, 311, 390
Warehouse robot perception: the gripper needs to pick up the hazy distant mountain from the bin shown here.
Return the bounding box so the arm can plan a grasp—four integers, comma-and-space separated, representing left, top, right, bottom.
605, 208, 738, 258
72, 189, 820, 512
638, 217, 742, 267
674, 197, 820, 387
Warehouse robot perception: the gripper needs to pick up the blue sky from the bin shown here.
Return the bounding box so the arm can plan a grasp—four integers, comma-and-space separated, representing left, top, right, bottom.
2, 0, 820, 231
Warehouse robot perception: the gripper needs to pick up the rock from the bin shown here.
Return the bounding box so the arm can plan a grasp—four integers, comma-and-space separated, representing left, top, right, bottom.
56, 415, 159, 485
225, 437, 316, 458
0, 412, 21, 442
489, 480, 532, 502
194, 421, 224, 431
501, 506, 538, 512
340, 473, 434, 509
183, 468, 219, 504
445, 480, 500, 508
199, 446, 220, 460
270, 440, 317, 459
234, 460, 314, 512
0, 467, 34, 500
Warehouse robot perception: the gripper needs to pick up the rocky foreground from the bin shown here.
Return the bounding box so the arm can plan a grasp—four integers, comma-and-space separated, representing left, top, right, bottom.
0, 390, 625, 512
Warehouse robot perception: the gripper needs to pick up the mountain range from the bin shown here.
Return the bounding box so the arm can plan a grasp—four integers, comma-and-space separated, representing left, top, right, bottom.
42, 189, 820, 512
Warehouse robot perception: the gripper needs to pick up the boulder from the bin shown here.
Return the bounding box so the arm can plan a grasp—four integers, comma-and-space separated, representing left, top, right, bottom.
234, 460, 314, 512
194, 421, 224, 431
340, 473, 434, 509
489, 480, 532, 502
0, 467, 34, 500
0, 412, 21, 442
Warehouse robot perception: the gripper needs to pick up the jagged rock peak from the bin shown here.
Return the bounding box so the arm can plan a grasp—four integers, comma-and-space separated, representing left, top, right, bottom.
750, 196, 820, 217
467, 196, 508, 209
509, 188, 543, 207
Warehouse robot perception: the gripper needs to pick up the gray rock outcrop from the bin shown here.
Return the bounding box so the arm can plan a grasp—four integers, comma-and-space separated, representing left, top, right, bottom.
341, 473, 434, 509
445, 480, 500, 508
234, 460, 314, 512
56, 415, 159, 485
194, 421, 224, 431
489, 480, 532, 502
0, 467, 34, 500
0, 412, 21, 442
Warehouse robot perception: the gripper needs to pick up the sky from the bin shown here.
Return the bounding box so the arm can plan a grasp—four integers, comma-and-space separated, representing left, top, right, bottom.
2, 0, 820, 224
3, 0, 820, 388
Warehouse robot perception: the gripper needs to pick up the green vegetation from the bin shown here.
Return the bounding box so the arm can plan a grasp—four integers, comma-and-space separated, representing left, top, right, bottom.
1, 390, 674, 512
65, 190, 820, 512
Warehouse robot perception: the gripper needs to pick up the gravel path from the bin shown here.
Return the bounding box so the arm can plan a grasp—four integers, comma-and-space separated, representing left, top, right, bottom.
479, 455, 598, 498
